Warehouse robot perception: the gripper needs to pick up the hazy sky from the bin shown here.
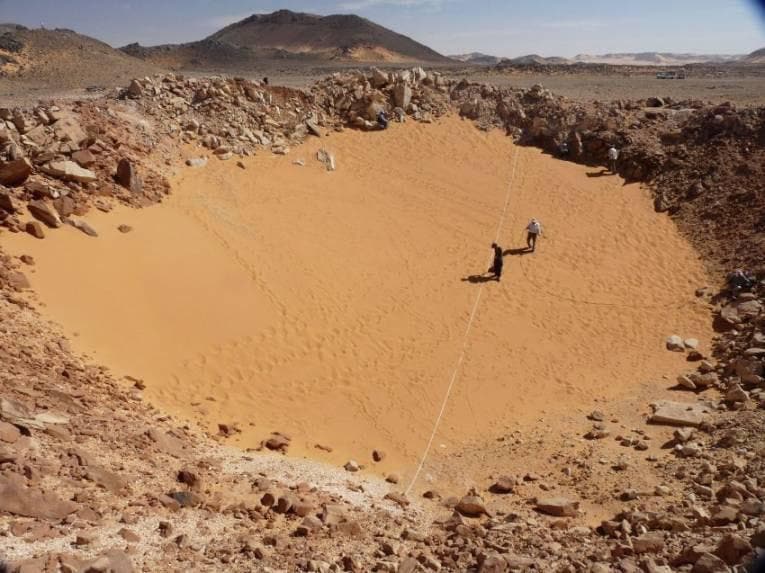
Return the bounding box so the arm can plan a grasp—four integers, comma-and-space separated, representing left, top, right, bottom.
1, 0, 764, 56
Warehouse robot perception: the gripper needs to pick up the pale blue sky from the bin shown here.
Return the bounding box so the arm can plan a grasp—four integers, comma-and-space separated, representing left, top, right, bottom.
0, 0, 763, 56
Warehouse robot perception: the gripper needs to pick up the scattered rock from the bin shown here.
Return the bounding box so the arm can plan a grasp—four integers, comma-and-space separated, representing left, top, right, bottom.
666, 335, 685, 352
535, 497, 579, 517
67, 217, 98, 237
456, 489, 488, 517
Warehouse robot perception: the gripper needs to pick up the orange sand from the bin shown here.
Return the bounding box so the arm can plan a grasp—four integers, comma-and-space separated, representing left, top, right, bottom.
5, 116, 712, 485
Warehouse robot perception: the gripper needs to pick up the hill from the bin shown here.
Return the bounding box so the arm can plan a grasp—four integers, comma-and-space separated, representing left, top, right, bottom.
501, 54, 571, 66
0, 24, 159, 89
122, 9, 449, 67
743, 47, 765, 64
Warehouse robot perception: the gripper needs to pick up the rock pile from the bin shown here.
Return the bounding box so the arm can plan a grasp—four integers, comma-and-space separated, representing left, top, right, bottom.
0, 99, 169, 241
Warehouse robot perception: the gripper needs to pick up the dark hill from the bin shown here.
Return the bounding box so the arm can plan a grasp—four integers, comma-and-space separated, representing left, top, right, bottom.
122, 9, 449, 67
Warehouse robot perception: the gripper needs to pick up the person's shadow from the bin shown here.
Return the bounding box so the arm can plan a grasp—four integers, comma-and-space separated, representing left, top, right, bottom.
503, 247, 532, 256
586, 169, 611, 177
462, 274, 498, 284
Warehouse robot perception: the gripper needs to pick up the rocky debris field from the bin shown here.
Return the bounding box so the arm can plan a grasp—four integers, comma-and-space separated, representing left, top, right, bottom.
0, 68, 764, 571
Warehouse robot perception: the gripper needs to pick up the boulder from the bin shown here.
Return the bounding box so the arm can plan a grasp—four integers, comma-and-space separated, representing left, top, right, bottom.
265, 432, 290, 452
649, 400, 709, 427
692, 552, 730, 573
27, 200, 62, 228
344, 460, 360, 472
394, 84, 412, 109
317, 148, 336, 171
42, 160, 97, 183
0, 158, 33, 186
0, 474, 77, 519
371, 68, 389, 88
632, 533, 665, 554
0, 190, 19, 213
67, 217, 98, 237
72, 149, 96, 167
306, 120, 322, 137
127, 79, 143, 97
52, 195, 75, 218
52, 116, 87, 146
715, 533, 752, 565
25, 221, 45, 239
535, 497, 579, 517
489, 475, 516, 494
456, 490, 488, 517
185, 157, 207, 168
116, 158, 143, 193
666, 335, 685, 352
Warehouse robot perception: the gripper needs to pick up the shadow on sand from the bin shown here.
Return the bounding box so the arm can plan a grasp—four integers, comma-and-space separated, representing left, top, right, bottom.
462, 274, 498, 284
503, 247, 532, 256
586, 169, 613, 178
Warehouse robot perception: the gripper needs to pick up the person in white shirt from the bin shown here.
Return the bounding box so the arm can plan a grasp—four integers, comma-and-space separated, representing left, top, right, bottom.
607, 145, 619, 173
526, 218, 542, 252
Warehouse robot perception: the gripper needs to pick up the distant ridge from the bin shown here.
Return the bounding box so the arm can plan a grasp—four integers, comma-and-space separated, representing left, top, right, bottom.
0, 24, 159, 87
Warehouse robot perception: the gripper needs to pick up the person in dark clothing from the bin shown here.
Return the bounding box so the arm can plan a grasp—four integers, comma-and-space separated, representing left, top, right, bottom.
489, 243, 503, 281
377, 109, 389, 130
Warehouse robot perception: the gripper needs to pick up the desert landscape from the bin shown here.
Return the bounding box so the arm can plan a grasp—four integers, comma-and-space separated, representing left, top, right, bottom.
0, 5, 764, 573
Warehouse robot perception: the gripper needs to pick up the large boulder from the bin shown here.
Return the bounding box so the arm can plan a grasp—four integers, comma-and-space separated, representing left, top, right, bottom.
0, 158, 33, 186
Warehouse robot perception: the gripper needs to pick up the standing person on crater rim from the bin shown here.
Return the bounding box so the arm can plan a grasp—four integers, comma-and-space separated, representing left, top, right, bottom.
526, 218, 542, 252
489, 242, 504, 281
607, 144, 619, 173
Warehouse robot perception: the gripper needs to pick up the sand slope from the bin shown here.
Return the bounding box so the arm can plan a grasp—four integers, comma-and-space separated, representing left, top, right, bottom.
5, 116, 711, 486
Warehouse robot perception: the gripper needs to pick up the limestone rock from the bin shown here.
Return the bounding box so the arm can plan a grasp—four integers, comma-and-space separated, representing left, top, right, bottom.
42, 160, 97, 183
666, 335, 685, 352
649, 400, 709, 427
67, 217, 98, 237
394, 84, 412, 109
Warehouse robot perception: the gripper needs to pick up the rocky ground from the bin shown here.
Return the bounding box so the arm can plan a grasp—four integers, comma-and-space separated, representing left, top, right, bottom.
0, 68, 764, 571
